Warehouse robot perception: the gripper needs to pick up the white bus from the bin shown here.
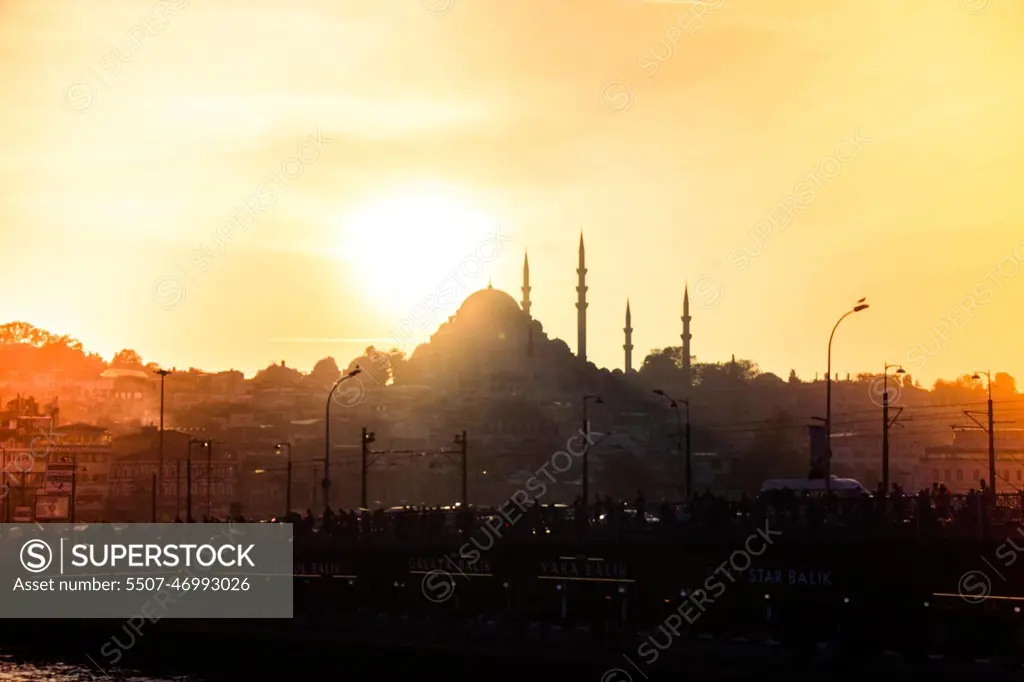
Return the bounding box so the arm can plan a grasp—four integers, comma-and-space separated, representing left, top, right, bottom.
760, 476, 870, 497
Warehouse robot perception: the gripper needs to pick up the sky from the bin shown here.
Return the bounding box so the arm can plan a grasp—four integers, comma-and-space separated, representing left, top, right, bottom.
1, 0, 1022, 384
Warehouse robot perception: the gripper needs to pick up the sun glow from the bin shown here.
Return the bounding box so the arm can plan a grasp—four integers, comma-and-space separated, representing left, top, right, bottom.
336, 189, 502, 320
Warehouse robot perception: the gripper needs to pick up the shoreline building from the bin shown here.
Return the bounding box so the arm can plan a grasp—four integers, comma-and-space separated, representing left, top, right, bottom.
0, 398, 112, 522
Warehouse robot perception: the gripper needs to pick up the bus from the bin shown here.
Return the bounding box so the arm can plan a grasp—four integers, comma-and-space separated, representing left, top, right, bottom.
760, 475, 870, 497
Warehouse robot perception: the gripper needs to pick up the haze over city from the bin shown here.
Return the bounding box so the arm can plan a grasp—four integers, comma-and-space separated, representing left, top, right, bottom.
2, 0, 1022, 384
5, 1, 1024, 678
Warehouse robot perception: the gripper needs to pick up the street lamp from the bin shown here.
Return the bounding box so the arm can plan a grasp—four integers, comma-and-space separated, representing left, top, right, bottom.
581, 394, 603, 507
454, 431, 467, 508
186, 438, 209, 522
653, 389, 691, 500
0, 446, 7, 523
154, 368, 172, 520
201, 440, 221, 519
881, 363, 905, 492
808, 416, 827, 480
274, 442, 293, 514
58, 455, 86, 523
972, 370, 995, 495
324, 369, 361, 513
825, 298, 869, 491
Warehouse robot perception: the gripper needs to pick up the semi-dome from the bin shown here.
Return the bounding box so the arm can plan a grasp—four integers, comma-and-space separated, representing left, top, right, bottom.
455, 284, 522, 322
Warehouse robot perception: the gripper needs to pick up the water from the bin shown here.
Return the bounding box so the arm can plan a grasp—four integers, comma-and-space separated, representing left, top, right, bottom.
0, 653, 190, 681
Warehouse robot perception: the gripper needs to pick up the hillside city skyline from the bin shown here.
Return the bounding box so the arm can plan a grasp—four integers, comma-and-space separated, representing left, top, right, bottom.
0, 309, 1017, 390
4, 0, 1023, 674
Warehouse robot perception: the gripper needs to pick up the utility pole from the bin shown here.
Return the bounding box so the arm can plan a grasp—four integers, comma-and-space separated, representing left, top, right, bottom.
882, 363, 905, 493
882, 390, 889, 491
360, 428, 375, 509
151, 473, 157, 522
966, 371, 1002, 496
989, 393, 996, 494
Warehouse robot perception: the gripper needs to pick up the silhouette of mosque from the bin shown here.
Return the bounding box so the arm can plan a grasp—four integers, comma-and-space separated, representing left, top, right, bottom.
401, 232, 693, 391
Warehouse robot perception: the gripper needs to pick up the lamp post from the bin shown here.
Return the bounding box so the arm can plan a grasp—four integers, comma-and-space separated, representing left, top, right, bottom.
360, 429, 376, 510
175, 459, 181, 520
972, 370, 995, 495
882, 362, 905, 493
274, 442, 292, 514
654, 389, 691, 500
186, 438, 206, 522
70, 455, 77, 523
154, 368, 172, 519
454, 431, 467, 508
826, 298, 869, 492
581, 394, 603, 507
60, 454, 82, 523
311, 457, 325, 511
1, 446, 7, 523
324, 369, 362, 514
205, 440, 216, 518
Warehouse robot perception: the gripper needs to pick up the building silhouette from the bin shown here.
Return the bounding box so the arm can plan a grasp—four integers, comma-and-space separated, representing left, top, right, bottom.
402, 230, 693, 383
623, 299, 633, 374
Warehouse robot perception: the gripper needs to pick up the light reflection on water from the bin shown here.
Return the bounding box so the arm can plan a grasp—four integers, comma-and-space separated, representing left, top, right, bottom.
0, 655, 194, 681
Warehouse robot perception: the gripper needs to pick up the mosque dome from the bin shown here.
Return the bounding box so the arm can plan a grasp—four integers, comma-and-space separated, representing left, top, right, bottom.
455, 284, 523, 322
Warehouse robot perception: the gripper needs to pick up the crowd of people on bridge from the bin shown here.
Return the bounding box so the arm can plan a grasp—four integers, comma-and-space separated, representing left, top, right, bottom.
155, 478, 1024, 542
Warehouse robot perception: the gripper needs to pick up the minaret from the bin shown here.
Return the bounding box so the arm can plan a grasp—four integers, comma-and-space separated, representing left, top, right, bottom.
521, 252, 531, 318
623, 299, 633, 373
576, 231, 588, 363
682, 284, 692, 387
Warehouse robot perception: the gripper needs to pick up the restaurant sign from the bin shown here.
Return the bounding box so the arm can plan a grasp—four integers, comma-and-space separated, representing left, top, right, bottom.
408, 555, 492, 575
540, 558, 629, 580
294, 561, 355, 576
748, 567, 833, 587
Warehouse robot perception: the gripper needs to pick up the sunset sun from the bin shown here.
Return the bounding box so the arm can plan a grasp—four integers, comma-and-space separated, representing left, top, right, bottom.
336, 189, 504, 318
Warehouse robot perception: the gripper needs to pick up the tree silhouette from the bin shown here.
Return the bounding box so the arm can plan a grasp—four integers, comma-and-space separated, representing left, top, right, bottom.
252, 360, 303, 388
0, 322, 103, 379
0, 322, 69, 347
993, 372, 1017, 398
310, 357, 341, 383
111, 349, 143, 368
345, 346, 401, 387
693, 358, 759, 387
388, 349, 409, 384
640, 350, 677, 374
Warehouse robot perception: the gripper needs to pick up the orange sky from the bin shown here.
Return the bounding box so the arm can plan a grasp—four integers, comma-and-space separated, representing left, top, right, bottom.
2, 0, 1022, 384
